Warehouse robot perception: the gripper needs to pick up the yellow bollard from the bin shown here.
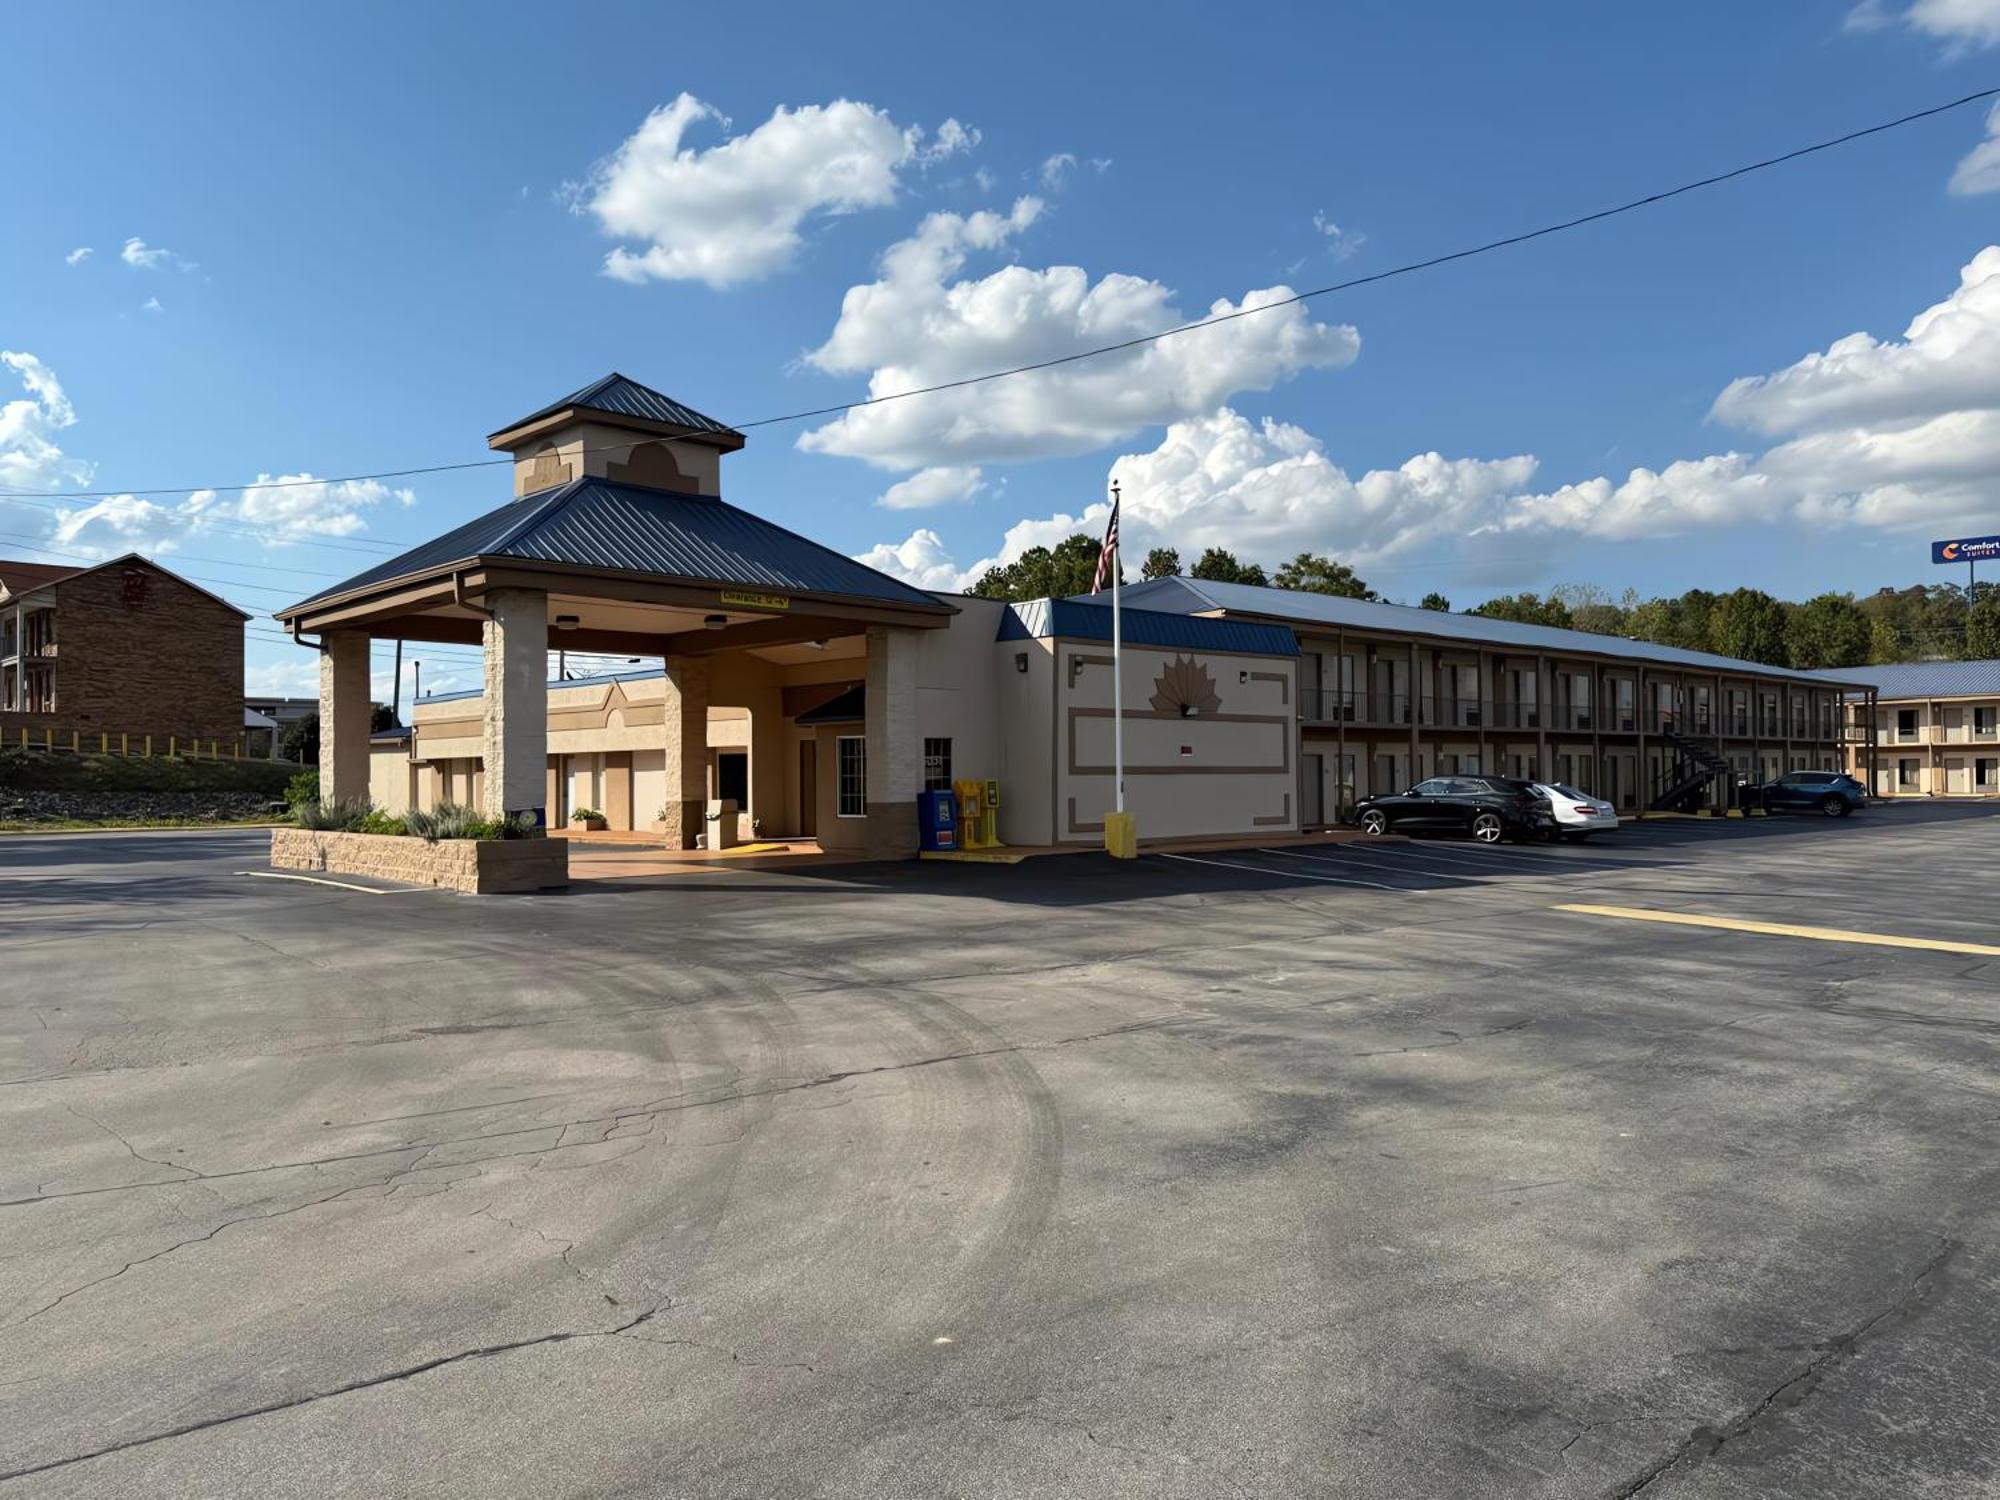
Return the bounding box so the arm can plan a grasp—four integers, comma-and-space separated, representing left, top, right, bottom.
1103, 809, 1138, 859
71, 730, 80, 752
120, 732, 129, 757
99, 732, 107, 754
144, 735, 152, 758
169, 736, 177, 759
44, 728, 53, 752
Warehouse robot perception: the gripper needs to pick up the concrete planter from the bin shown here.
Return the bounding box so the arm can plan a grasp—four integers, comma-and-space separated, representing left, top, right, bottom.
571, 816, 608, 832
270, 828, 568, 894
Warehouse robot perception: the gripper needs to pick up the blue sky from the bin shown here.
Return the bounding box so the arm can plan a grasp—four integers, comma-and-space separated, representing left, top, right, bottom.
4, 0, 2000, 699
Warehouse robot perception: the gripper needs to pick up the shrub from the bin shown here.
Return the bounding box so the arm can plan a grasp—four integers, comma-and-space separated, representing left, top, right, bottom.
570, 807, 604, 822
355, 808, 407, 836
295, 796, 374, 831
284, 769, 320, 807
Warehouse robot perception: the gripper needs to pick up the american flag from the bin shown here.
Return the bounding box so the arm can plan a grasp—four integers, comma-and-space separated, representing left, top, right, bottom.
1090, 484, 1121, 595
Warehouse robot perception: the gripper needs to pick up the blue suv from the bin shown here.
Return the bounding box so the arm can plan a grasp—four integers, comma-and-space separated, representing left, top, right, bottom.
1762, 771, 1869, 818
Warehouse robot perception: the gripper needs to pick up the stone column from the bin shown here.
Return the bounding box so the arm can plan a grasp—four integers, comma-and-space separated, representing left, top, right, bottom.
864, 624, 920, 860
661, 654, 709, 848
481, 588, 548, 827
319, 630, 371, 804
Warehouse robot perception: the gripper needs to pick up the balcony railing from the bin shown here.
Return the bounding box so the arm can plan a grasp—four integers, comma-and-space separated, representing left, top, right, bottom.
1296, 690, 1847, 741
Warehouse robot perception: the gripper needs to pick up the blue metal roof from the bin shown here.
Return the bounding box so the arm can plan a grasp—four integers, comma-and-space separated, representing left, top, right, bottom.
283, 478, 949, 615
998, 596, 1299, 656
1814, 659, 2000, 699
1117, 576, 1870, 686
495, 373, 738, 439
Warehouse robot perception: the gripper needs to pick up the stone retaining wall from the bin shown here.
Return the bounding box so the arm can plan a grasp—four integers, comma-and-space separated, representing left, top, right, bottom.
270, 829, 568, 894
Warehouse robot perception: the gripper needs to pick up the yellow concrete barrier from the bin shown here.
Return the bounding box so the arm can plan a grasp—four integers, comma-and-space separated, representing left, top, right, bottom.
1103, 810, 1138, 859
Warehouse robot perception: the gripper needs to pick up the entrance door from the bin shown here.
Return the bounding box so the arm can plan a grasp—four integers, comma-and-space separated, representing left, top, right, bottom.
1302, 753, 1324, 827
798, 741, 817, 838
717, 751, 749, 807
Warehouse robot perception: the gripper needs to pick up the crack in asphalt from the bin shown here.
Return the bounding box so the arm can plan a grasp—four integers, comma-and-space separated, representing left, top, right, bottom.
0, 1302, 671, 1485
1605, 1236, 1958, 1498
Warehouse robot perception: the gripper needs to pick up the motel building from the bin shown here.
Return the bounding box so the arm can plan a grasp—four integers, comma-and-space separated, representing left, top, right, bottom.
278, 376, 1871, 858
1830, 659, 2000, 799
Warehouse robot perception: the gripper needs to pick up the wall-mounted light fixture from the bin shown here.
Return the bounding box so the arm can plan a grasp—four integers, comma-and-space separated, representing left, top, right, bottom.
554, 614, 580, 631
1015, 652, 1030, 673
703, 614, 728, 630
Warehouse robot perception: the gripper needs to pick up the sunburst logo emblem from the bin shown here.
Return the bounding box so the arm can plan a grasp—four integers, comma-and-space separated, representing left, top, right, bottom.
1150, 655, 1222, 717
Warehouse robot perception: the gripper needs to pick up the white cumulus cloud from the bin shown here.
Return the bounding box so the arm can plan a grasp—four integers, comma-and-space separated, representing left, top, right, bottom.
64, 247, 92, 266
572, 94, 977, 288
1950, 101, 2000, 195
0, 351, 90, 492
120, 236, 192, 271
190, 473, 416, 541
876, 465, 985, 509
1312, 209, 1366, 261
800, 198, 1360, 470
858, 408, 1537, 591
1500, 244, 2000, 538
852, 526, 966, 590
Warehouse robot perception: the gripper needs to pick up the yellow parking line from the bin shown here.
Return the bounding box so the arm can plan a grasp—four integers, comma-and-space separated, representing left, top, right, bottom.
1553, 904, 2000, 957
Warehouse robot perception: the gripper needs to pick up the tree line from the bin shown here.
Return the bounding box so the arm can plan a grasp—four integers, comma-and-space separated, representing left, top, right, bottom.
965, 536, 2000, 669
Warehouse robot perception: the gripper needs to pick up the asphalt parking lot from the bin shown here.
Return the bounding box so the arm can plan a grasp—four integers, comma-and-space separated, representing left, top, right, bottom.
2, 803, 1998, 1498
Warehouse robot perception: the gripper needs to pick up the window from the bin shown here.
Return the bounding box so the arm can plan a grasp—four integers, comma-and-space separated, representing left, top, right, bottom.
1412, 779, 1453, 797
922, 737, 952, 792
1897, 709, 1919, 742
836, 736, 866, 817
1976, 707, 1998, 737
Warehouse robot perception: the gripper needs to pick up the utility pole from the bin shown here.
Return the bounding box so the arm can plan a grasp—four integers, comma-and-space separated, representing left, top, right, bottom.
391, 639, 404, 723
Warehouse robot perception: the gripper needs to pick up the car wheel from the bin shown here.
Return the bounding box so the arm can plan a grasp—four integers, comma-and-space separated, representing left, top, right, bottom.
1360, 809, 1389, 837
1471, 812, 1504, 844
1821, 793, 1850, 819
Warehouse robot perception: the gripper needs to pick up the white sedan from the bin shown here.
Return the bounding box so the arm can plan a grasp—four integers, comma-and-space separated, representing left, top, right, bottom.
1532, 783, 1621, 841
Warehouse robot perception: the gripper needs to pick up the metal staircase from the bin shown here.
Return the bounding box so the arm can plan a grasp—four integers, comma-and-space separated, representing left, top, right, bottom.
1650, 725, 1732, 813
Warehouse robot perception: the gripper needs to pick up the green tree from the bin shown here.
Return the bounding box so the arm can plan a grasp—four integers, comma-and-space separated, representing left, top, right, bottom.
279, 706, 394, 765
1784, 592, 1871, 669
1468, 592, 1574, 629
969, 535, 1112, 601
1967, 596, 2000, 659
1140, 546, 1181, 580
1419, 591, 1451, 612
1623, 590, 1717, 653
1270, 552, 1376, 599
1189, 547, 1268, 588
1551, 583, 1631, 636
1707, 588, 1789, 666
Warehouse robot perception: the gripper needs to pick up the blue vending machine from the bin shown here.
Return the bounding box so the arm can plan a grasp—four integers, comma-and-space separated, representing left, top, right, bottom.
918, 789, 959, 851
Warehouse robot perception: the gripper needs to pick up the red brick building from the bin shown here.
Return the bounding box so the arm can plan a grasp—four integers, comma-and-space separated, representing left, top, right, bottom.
1, 553, 250, 748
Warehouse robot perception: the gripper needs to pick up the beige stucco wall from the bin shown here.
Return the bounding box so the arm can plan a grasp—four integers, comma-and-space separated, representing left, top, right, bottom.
368, 744, 417, 814
992, 637, 1056, 846
1052, 641, 1298, 845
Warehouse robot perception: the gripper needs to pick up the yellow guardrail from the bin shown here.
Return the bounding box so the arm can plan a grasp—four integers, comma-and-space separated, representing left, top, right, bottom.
8, 725, 304, 764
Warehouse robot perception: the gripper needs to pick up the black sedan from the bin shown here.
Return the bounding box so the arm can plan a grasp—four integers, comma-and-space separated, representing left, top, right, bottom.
1350, 775, 1555, 844
1761, 770, 1869, 817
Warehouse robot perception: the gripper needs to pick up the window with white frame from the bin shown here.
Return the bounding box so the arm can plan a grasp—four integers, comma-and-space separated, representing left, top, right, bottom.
922, 737, 952, 791
836, 736, 866, 817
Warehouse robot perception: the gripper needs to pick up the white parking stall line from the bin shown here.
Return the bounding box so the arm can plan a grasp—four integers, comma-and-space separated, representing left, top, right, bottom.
1348, 840, 1568, 871
236, 870, 432, 895
1156, 852, 1408, 891
1257, 847, 1499, 883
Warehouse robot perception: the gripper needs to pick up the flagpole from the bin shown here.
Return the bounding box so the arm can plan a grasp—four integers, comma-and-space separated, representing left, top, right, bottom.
1110, 481, 1124, 816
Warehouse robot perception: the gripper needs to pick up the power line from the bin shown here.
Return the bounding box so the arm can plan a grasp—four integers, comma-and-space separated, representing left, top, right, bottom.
3, 85, 1993, 507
